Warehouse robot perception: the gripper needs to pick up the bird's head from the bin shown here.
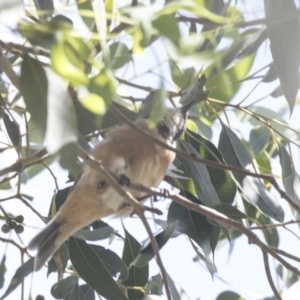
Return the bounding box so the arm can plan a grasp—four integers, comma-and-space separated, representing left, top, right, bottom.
157, 100, 194, 141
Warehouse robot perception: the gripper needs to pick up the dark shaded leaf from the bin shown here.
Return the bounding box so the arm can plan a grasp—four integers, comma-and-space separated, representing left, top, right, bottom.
51, 275, 77, 299
76, 0, 95, 30
179, 140, 221, 207
0, 256, 6, 289
122, 229, 148, 300
133, 221, 178, 268
73, 226, 114, 241
216, 290, 243, 300
218, 124, 284, 222
167, 191, 217, 275
3, 112, 20, 147
186, 130, 237, 204
154, 219, 181, 238
48, 243, 69, 278
79, 284, 95, 300
110, 42, 131, 69
249, 126, 270, 157
0, 258, 34, 300
145, 273, 163, 296
213, 204, 246, 219
69, 238, 128, 300
265, 0, 299, 113
20, 55, 48, 140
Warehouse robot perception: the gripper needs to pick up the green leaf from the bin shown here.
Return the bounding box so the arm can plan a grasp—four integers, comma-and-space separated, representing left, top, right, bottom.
51, 275, 77, 299
69, 238, 128, 300
144, 274, 163, 296
73, 226, 114, 241
167, 191, 217, 275
264, 0, 299, 113
218, 124, 284, 222
279, 145, 300, 220
3, 112, 20, 147
249, 126, 270, 157
0, 258, 34, 300
79, 284, 95, 300
77, 0, 95, 30
179, 140, 221, 207
148, 82, 166, 127
51, 34, 89, 86
169, 61, 195, 90
152, 13, 180, 43
45, 69, 77, 155
133, 222, 178, 268
0, 256, 6, 289
48, 243, 69, 278
262, 62, 278, 82
110, 42, 132, 69
88, 69, 116, 105
185, 130, 237, 204
121, 229, 148, 300
20, 55, 48, 140
79, 93, 106, 115
216, 290, 244, 300
213, 204, 246, 219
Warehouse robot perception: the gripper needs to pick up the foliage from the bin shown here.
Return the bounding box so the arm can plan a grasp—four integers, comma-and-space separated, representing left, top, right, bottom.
0, 0, 300, 300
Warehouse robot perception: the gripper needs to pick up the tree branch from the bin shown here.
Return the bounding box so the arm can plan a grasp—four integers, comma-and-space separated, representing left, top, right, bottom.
110, 104, 300, 214
262, 250, 282, 300
125, 183, 300, 277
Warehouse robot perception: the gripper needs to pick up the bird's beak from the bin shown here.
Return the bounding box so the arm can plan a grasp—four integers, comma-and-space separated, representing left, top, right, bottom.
181, 100, 194, 116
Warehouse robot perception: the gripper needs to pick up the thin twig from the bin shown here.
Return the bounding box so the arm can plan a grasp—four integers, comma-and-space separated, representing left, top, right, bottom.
110, 105, 300, 213
251, 219, 300, 230
76, 145, 172, 300
0, 45, 20, 89
0, 149, 48, 177
269, 247, 300, 263
262, 251, 282, 300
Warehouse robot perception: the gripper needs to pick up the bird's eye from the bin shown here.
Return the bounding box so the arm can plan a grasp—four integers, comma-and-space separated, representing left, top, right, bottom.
98, 180, 107, 190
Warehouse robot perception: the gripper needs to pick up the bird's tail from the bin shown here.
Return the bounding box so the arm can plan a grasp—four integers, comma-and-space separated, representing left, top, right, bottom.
28, 219, 68, 271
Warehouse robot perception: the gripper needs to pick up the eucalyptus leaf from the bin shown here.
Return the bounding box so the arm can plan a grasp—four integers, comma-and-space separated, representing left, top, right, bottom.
133, 221, 178, 268
0, 256, 6, 289
265, 0, 299, 113
3, 112, 20, 147
0, 258, 34, 300
69, 238, 128, 300
122, 229, 148, 300
218, 124, 284, 222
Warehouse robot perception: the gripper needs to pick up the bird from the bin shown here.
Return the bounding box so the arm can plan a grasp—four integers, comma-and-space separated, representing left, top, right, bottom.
28, 100, 193, 271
